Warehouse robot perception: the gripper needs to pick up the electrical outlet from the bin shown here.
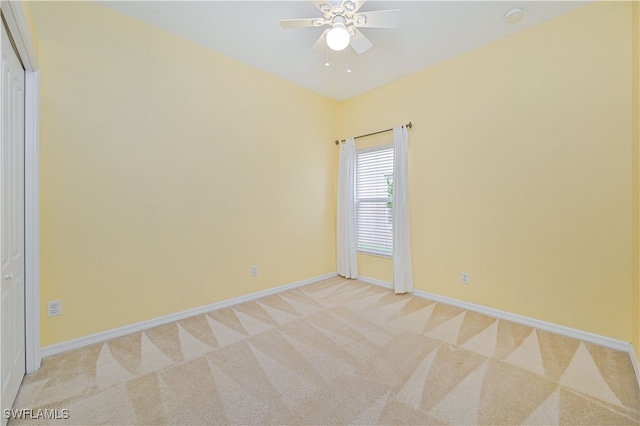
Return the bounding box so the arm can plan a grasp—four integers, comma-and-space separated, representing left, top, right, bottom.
461, 273, 469, 285
48, 300, 61, 317
251, 265, 258, 276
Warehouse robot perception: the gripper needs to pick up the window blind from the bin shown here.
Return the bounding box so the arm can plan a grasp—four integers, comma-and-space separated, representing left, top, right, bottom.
356, 146, 394, 256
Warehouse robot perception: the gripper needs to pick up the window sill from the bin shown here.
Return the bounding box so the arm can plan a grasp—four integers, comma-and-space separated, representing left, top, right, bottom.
357, 250, 392, 259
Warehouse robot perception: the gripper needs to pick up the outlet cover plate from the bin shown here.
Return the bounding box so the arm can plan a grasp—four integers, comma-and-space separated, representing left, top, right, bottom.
48, 300, 61, 317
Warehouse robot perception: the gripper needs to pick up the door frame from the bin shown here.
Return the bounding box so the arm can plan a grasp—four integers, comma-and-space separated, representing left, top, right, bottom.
1, 1, 40, 373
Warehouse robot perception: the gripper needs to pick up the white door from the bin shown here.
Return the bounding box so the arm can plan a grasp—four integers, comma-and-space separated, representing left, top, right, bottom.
0, 20, 26, 421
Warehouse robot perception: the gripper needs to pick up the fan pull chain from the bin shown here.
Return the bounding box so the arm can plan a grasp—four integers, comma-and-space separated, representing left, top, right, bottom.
325, 44, 330, 67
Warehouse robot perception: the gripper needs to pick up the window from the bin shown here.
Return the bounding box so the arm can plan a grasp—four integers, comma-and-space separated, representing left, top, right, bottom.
356, 145, 394, 256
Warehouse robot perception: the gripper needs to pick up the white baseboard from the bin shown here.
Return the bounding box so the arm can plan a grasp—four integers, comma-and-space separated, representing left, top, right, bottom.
41, 272, 338, 358
359, 275, 394, 290
630, 343, 640, 389
358, 276, 632, 353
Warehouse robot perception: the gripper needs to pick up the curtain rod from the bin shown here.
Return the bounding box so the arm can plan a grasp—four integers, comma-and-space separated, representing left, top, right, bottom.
334, 122, 413, 145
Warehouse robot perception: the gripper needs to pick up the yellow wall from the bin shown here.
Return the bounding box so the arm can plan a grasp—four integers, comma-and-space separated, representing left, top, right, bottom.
632, 0, 640, 364
342, 2, 634, 341
30, 2, 339, 346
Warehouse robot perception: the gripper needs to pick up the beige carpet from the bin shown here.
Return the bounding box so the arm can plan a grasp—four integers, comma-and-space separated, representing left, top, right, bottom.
10, 277, 640, 425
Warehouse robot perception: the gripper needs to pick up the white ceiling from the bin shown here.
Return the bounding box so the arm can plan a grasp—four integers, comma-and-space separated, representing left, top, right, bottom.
99, 1, 589, 101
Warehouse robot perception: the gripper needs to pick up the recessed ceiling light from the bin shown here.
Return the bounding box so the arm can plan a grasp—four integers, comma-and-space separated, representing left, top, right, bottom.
325, 62, 330, 67
504, 8, 524, 24
346, 68, 352, 74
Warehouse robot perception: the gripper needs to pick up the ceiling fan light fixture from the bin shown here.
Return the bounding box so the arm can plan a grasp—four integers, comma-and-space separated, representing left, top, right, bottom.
326, 22, 350, 51
279, 0, 398, 55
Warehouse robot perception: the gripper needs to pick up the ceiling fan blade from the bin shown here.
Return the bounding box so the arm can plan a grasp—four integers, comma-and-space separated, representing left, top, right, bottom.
311, 29, 330, 52
356, 9, 400, 28
349, 28, 373, 54
280, 18, 318, 29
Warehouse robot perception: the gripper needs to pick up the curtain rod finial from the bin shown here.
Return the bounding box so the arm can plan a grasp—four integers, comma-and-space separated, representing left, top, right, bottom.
335, 140, 339, 145
407, 122, 412, 129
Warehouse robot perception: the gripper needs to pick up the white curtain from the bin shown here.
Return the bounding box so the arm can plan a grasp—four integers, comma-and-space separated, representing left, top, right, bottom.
337, 138, 358, 279
392, 126, 413, 293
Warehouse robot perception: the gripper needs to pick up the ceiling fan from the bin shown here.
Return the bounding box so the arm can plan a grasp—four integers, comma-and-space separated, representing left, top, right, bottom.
279, 0, 400, 54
